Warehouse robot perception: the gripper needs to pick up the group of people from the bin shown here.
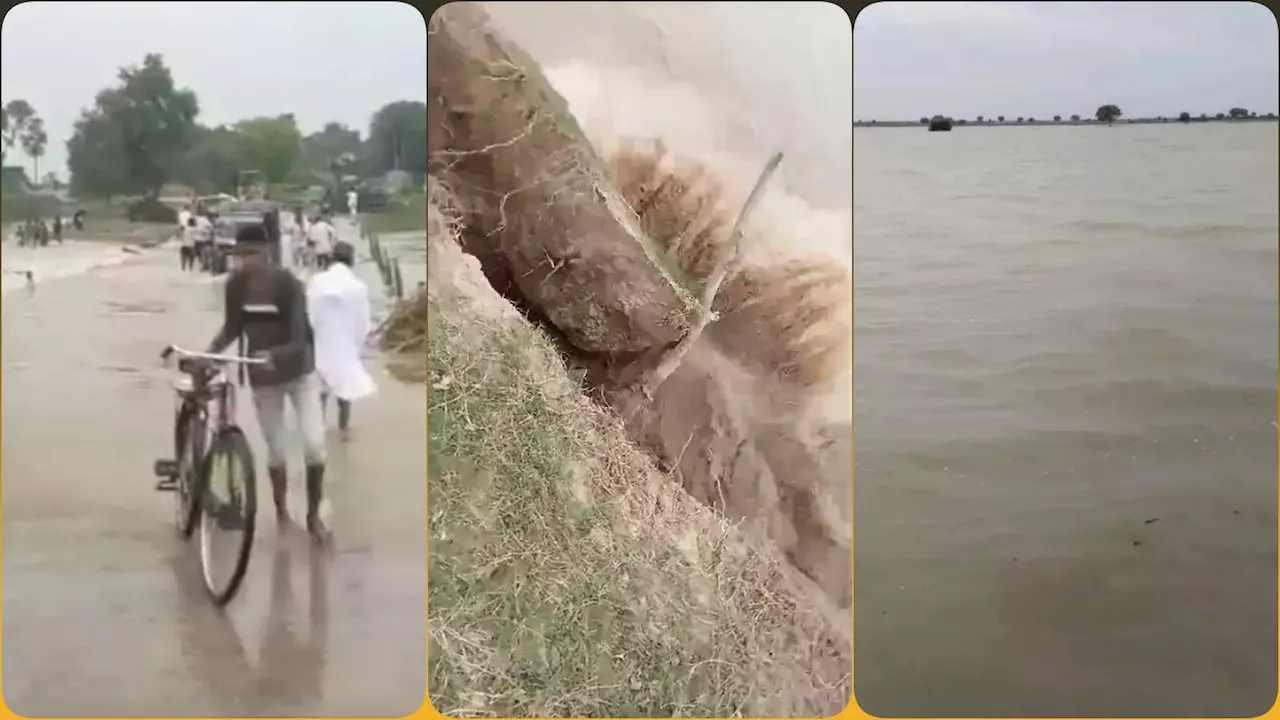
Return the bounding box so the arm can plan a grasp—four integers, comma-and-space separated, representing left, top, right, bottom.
295, 190, 358, 270
13, 215, 63, 247
288, 208, 340, 271
177, 206, 215, 271
190, 209, 375, 544
174, 198, 355, 276
8, 209, 87, 248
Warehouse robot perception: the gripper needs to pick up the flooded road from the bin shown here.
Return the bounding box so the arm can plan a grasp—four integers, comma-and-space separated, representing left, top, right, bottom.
1, 223, 425, 716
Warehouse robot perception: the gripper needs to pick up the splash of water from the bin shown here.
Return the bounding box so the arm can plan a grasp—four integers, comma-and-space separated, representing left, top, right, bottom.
0, 241, 141, 296
546, 62, 853, 423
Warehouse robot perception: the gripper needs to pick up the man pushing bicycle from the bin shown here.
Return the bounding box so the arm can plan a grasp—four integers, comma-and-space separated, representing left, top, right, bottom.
205, 222, 331, 543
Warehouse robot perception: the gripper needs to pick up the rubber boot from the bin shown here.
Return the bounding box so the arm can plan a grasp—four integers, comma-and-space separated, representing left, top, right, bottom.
269, 466, 290, 524
337, 399, 352, 441
305, 463, 331, 544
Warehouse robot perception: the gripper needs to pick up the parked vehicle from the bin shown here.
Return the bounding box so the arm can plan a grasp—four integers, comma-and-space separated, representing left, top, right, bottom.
209, 200, 283, 274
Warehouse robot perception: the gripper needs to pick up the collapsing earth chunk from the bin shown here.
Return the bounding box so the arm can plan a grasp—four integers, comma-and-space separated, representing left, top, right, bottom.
427, 1, 699, 355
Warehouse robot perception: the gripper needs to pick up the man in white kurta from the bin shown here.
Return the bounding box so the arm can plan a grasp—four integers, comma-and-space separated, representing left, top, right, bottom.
308, 215, 336, 270
306, 240, 376, 438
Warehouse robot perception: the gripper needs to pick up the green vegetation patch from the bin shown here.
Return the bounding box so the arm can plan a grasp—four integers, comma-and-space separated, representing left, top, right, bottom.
364, 193, 428, 235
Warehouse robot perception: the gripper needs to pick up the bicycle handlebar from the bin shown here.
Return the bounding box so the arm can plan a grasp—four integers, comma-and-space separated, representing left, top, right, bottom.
160, 344, 268, 365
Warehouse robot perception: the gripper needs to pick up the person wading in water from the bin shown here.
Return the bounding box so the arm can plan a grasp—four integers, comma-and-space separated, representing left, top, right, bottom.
205, 222, 332, 543
306, 240, 376, 440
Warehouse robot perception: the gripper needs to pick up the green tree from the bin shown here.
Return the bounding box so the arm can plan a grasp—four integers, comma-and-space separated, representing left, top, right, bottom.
307, 121, 368, 174
997, 115, 1005, 122
1178, 112, 1191, 123
1, 99, 37, 164
235, 114, 302, 184
1215, 112, 1226, 119
66, 108, 128, 200
87, 54, 200, 198
1053, 115, 1061, 122
976, 115, 984, 123
1228, 107, 1249, 119
173, 124, 246, 194
19, 116, 47, 179
368, 100, 427, 176
1095, 104, 1122, 125
919, 117, 929, 124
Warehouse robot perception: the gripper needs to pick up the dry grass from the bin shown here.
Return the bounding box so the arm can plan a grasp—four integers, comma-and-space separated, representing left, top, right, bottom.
608, 143, 852, 396
428, 292, 850, 717
363, 192, 430, 235
424, 185, 850, 716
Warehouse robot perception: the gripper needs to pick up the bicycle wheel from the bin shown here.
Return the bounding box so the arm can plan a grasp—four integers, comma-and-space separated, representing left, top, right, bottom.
174, 405, 205, 538
197, 428, 257, 606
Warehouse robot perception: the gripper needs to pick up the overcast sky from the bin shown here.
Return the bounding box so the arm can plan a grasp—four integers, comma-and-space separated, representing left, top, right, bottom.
854, 1, 1279, 121
1, 0, 426, 178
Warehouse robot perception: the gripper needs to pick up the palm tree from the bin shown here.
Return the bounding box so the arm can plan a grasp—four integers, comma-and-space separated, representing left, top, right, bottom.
19, 116, 47, 180
1, 98, 36, 164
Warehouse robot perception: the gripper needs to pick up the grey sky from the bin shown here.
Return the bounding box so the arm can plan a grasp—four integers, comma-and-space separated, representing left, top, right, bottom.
854, 1, 1279, 121
1, 0, 426, 178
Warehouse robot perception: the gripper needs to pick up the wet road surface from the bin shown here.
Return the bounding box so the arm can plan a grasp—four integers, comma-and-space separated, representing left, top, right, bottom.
2, 223, 425, 716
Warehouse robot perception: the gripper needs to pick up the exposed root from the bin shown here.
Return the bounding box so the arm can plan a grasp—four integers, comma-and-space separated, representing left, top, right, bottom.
609, 141, 852, 399
641, 151, 785, 398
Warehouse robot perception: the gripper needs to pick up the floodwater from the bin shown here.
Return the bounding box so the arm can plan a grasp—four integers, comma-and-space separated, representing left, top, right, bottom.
377, 231, 427, 291
0, 239, 137, 296
1, 221, 426, 716
854, 123, 1278, 717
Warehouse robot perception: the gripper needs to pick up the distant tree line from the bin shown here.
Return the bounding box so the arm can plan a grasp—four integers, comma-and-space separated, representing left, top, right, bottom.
5, 53, 427, 202
872, 104, 1278, 128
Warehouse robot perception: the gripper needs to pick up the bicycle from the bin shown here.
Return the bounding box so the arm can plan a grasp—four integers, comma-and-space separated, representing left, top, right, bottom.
153, 344, 266, 606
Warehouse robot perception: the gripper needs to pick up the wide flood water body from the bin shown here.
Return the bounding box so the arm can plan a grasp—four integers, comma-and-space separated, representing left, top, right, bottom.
854, 123, 1278, 717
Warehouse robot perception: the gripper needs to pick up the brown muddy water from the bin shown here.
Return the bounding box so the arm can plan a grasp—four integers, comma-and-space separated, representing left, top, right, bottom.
854, 123, 1278, 717
1, 227, 425, 716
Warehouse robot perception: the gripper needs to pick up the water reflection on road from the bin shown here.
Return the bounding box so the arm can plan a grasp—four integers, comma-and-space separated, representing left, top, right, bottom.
164, 538, 329, 717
